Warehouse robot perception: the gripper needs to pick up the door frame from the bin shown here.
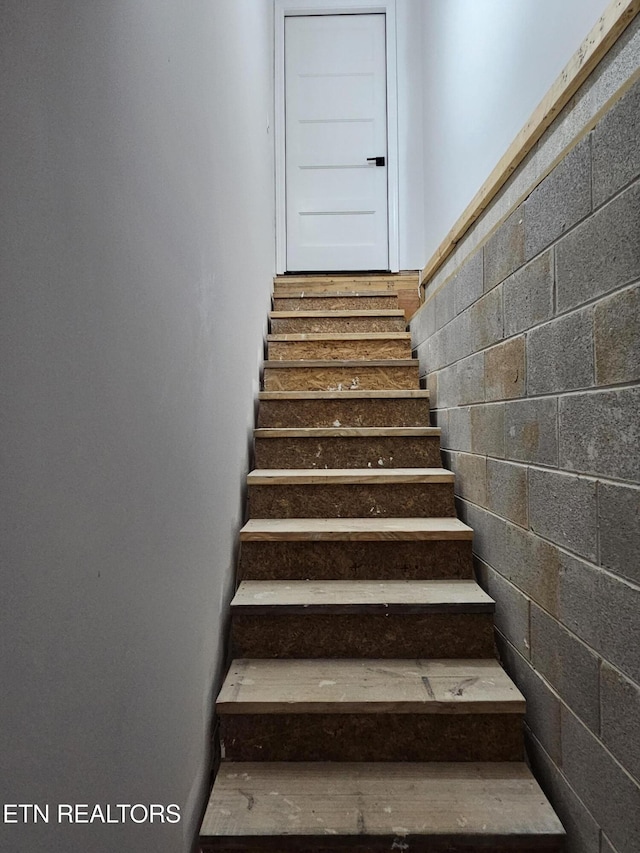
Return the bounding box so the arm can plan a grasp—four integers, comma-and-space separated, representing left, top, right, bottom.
274, 0, 400, 274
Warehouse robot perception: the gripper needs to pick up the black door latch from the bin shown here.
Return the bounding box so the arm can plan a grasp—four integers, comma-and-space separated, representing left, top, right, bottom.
366, 156, 386, 167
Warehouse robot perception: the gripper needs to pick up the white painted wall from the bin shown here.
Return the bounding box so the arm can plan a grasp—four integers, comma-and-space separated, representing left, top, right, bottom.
0, 2, 274, 851
421, 0, 611, 264
396, 0, 427, 270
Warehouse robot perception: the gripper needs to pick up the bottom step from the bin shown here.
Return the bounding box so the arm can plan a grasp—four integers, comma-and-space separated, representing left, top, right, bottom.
200, 762, 565, 852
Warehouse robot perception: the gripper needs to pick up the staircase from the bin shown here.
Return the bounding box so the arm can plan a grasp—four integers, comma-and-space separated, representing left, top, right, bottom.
199, 276, 565, 852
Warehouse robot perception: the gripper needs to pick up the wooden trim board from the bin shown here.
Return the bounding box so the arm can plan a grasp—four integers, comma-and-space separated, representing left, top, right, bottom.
239, 517, 473, 541
254, 427, 440, 437
259, 389, 430, 399
420, 0, 640, 286
246, 467, 454, 485
216, 659, 525, 715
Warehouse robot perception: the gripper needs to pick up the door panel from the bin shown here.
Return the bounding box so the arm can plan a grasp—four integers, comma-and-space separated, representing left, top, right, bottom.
285, 14, 389, 271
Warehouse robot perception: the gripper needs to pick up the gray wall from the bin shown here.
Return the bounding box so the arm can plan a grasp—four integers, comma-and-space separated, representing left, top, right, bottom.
411, 20, 640, 853
0, 2, 274, 851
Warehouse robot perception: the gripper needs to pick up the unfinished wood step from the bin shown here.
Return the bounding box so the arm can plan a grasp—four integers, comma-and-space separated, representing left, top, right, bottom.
254, 426, 441, 469
273, 293, 399, 312
217, 659, 523, 763
200, 762, 565, 852
238, 517, 474, 581
263, 359, 419, 391
270, 309, 407, 334
267, 333, 412, 361
273, 274, 417, 292
258, 389, 431, 428
230, 580, 496, 659
247, 468, 456, 519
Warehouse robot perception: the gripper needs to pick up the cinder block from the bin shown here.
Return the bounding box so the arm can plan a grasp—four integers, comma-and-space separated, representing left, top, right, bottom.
593, 76, 640, 206
450, 451, 487, 506
529, 468, 597, 561
461, 500, 561, 616
409, 300, 435, 347
484, 206, 525, 291
561, 705, 640, 853
470, 402, 505, 458
445, 309, 472, 365
530, 604, 600, 732
486, 458, 528, 528
453, 248, 484, 313
468, 284, 504, 351
527, 308, 594, 395
426, 371, 438, 408
559, 387, 640, 481
556, 181, 640, 313
434, 282, 456, 330
503, 249, 554, 337
438, 353, 484, 409
560, 551, 640, 683
498, 635, 562, 763
598, 482, 640, 585
524, 136, 591, 260
484, 336, 526, 401
594, 283, 640, 385
526, 730, 601, 853
601, 661, 640, 782
476, 559, 531, 659
444, 405, 471, 451
505, 397, 558, 466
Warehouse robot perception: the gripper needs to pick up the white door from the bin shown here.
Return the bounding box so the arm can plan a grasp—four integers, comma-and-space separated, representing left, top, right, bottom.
285, 14, 389, 271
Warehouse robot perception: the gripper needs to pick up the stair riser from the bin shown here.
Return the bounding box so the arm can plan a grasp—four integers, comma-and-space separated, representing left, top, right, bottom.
271, 317, 407, 334
273, 296, 399, 311
231, 613, 495, 658
268, 340, 412, 361
263, 364, 419, 392
248, 483, 456, 519
258, 398, 431, 428
254, 436, 441, 469
220, 714, 523, 762
238, 539, 474, 580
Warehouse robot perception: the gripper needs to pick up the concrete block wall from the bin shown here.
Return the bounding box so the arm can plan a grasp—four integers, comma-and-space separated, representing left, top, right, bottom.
411, 31, 640, 853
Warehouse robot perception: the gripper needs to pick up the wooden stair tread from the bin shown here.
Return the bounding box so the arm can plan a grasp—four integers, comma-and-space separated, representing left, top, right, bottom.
254, 426, 439, 438
264, 358, 417, 368
270, 309, 406, 318
200, 761, 565, 843
259, 389, 429, 399
247, 467, 454, 485
273, 289, 399, 298
240, 517, 473, 541
232, 579, 492, 610
267, 332, 411, 341
217, 659, 524, 715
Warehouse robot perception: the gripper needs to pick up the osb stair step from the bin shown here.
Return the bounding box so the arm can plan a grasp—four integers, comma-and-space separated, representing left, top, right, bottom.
273, 293, 399, 312
238, 516, 474, 582
267, 332, 412, 361
217, 659, 524, 763
257, 389, 431, 428
246, 467, 456, 519
230, 580, 496, 659
270, 309, 407, 334
200, 762, 565, 852
263, 358, 419, 392
254, 426, 441, 469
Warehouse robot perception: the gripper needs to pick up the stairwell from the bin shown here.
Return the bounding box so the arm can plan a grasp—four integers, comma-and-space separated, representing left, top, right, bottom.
199, 276, 565, 852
